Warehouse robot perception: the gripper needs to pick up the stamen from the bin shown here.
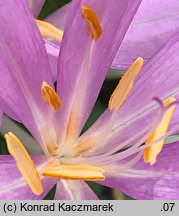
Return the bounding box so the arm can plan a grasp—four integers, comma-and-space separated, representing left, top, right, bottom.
108, 57, 144, 111
5, 132, 43, 195
144, 97, 176, 165
41, 81, 62, 111
82, 5, 102, 41
106, 151, 143, 174
65, 109, 80, 144
36, 19, 63, 42
41, 164, 105, 181
74, 136, 97, 155
43, 159, 61, 168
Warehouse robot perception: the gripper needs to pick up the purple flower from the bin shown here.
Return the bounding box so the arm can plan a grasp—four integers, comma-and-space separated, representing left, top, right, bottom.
0, 0, 179, 200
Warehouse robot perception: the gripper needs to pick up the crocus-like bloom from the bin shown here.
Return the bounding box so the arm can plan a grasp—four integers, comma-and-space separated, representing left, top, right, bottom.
1, 0, 179, 200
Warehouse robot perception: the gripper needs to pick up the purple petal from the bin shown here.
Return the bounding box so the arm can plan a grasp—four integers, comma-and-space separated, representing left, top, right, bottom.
81, 32, 179, 155
112, 0, 179, 70
0, 0, 55, 149
1, 115, 43, 154
100, 143, 179, 200
44, 40, 60, 82
45, 1, 179, 71
0, 155, 56, 200
0, 111, 3, 130
55, 180, 98, 200
169, 110, 179, 133
27, 0, 45, 17
56, 0, 142, 144
45, 3, 70, 30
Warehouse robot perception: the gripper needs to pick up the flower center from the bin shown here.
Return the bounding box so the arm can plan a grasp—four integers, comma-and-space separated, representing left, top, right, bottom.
5, 4, 176, 196
5, 132, 105, 195
5, 53, 176, 195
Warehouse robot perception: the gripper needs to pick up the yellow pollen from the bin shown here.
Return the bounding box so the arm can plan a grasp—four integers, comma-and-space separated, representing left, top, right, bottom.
41, 81, 62, 111
36, 19, 63, 42
41, 164, 105, 181
108, 57, 144, 111
144, 97, 176, 165
5, 132, 43, 195
82, 5, 102, 41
